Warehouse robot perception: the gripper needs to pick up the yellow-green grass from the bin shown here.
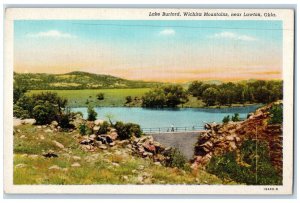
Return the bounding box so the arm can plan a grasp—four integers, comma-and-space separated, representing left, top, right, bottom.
13, 124, 229, 185
28, 88, 150, 107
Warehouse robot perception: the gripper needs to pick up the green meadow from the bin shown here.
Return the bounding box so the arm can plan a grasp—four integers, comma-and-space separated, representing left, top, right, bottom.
28, 88, 151, 107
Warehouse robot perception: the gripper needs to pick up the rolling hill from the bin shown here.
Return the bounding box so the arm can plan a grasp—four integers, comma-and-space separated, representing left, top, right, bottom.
14, 71, 162, 90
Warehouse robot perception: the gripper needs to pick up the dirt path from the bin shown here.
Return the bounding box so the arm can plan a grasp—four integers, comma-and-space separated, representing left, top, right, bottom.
148, 131, 203, 160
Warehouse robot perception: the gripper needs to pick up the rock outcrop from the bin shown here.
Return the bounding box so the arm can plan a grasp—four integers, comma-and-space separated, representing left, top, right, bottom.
192, 102, 283, 175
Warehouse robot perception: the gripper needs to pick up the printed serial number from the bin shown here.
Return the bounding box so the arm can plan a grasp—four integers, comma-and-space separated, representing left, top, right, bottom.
264, 187, 278, 191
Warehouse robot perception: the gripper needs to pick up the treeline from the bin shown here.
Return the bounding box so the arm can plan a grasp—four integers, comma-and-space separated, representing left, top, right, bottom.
188, 80, 283, 106
141, 80, 283, 108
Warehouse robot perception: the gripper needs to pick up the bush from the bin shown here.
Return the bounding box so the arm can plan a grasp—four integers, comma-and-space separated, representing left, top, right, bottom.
268, 103, 283, 124
32, 101, 57, 125
164, 148, 187, 169
114, 121, 142, 140
222, 115, 230, 123
87, 106, 97, 121
79, 123, 87, 135
57, 109, 75, 129
14, 92, 67, 125
206, 139, 282, 185
97, 121, 110, 134
97, 93, 104, 100
231, 113, 240, 122
13, 105, 30, 119
125, 96, 132, 104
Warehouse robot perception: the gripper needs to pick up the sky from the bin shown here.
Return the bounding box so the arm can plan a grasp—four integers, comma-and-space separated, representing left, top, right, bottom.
14, 20, 282, 82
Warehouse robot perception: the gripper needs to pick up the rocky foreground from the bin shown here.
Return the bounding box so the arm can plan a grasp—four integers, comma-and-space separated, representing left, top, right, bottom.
192, 101, 283, 176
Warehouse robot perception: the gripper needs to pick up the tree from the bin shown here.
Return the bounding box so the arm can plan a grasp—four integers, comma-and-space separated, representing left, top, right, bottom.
87, 106, 97, 121
142, 85, 188, 108
202, 87, 219, 106
96, 92, 104, 100
125, 96, 132, 103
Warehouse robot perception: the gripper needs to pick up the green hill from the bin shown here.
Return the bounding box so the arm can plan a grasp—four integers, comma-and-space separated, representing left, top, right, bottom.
14, 71, 162, 90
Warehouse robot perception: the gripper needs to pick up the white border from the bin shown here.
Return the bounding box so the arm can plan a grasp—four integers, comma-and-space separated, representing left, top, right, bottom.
3, 8, 295, 195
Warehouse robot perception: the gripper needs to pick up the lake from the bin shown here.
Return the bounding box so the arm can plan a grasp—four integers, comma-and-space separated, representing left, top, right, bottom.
71, 105, 261, 131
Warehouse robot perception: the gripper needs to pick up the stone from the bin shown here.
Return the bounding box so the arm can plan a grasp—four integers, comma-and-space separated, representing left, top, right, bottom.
109, 142, 116, 147
137, 176, 144, 183
71, 162, 81, 167
22, 119, 36, 125
122, 175, 129, 181
44, 129, 53, 133
109, 132, 118, 140
28, 154, 39, 159
154, 162, 162, 166
53, 140, 65, 149
93, 126, 100, 132
143, 142, 156, 153
229, 141, 237, 150
51, 120, 59, 127
89, 134, 97, 140
20, 135, 26, 139
80, 139, 92, 145
72, 156, 81, 161
49, 165, 61, 170
15, 163, 27, 168
13, 118, 22, 127
112, 162, 120, 167
225, 135, 235, 141
94, 119, 104, 126
39, 134, 45, 140
98, 144, 108, 150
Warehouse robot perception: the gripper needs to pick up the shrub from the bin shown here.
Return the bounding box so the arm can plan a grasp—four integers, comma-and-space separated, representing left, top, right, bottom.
114, 121, 142, 140
14, 92, 67, 125
57, 109, 75, 129
268, 103, 283, 124
231, 113, 240, 122
97, 93, 104, 100
79, 123, 87, 135
97, 121, 110, 134
125, 96, 132, 103
164, 148, 187, 169
87, 106, 97, 121
222, 115, 230, 123
206, 139, 282, 185
13, 105, 30, 119
32, 101, 57, 125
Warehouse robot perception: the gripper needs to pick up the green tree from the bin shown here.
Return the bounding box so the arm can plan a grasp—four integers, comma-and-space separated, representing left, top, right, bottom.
96, 92, 104, 100
87, 106, 97, 121
202, 87, 219, 106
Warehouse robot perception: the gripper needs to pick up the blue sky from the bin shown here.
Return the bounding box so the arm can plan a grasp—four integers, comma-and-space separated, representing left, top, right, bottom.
14, 20, 283, 82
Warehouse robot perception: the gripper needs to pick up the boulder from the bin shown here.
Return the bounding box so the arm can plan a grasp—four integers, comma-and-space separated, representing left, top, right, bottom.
49, 165, 61, 170
53, 140, 65, 149
22, 119, 36, 125
109, 132, 118, 140
13, 118, 22, 127
93, 126, 100, 132
94, 119, 104, 126
71, 162, 81, 167
51, 120, 59, 127
15, 163, 27, 168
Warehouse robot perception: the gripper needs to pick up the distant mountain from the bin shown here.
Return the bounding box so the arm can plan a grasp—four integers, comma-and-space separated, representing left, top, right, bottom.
13, 71, 163, 90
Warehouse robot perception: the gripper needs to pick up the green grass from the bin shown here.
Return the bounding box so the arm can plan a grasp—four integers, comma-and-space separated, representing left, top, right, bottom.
28, 88, 150, 107
13, 124, 228, 185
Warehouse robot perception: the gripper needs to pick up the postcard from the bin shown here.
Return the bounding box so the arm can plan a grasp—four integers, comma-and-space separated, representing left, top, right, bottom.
4, 8, 294, 194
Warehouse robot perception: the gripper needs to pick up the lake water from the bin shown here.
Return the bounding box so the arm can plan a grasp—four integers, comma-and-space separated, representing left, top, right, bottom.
71, 105, 261, 130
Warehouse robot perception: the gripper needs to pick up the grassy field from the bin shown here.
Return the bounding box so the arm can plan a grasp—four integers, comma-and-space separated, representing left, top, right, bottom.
13, 124, 230, 185
28, 88, 150, 107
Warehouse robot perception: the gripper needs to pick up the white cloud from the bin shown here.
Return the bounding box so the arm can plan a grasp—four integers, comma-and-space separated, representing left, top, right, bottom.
209, 31, 257, 41
27, 30, 76, 39
159, 29, 176, 36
